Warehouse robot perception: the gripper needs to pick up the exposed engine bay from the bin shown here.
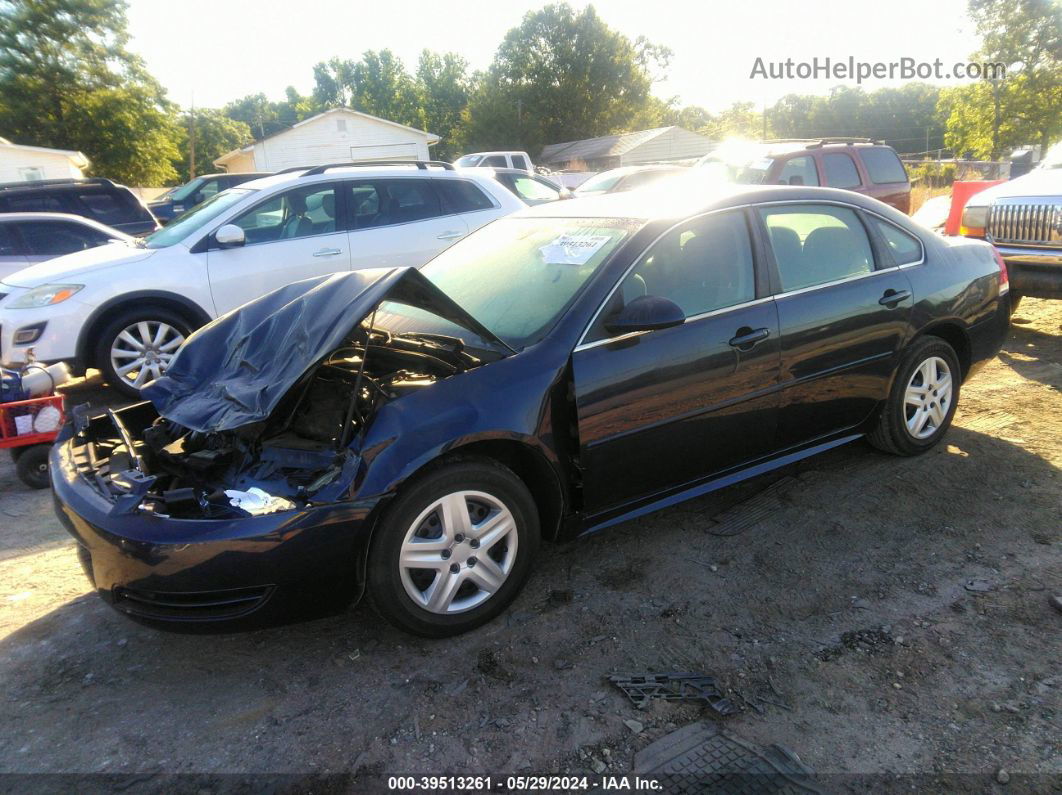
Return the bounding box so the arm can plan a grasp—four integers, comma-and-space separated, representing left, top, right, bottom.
71, 327, 484, 519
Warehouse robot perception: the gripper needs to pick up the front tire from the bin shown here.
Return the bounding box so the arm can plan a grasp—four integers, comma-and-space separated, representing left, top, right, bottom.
367, 458, 540, 637
868, 337, 960, 456
94, 308, 191, 398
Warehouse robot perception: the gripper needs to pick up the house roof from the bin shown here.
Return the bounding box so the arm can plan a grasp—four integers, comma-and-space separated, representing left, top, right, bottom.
0, 137, 89, 168
539, 127, 678, 164
214, 108, 440, 166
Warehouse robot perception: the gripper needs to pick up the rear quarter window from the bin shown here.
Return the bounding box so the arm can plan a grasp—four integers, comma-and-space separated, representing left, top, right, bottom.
860, 148, 908, 185
435, 179, 495, 213
870, 217, 922, 265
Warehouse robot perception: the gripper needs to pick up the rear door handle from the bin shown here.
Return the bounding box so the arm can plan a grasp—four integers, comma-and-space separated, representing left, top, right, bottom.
437, 231, 464, 241
313, 248, 342, 257
879, 289, 911, 307
728, 327, 770, 349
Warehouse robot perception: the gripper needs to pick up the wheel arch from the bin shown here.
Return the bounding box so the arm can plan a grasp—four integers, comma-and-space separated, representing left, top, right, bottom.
915, 320, 972, 381
76, 291, 212, 370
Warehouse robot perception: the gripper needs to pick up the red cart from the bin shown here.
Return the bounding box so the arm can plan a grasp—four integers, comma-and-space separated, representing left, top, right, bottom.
0, 394, 65, 489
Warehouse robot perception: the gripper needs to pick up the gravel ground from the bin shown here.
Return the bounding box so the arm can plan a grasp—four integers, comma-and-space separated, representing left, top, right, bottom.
0, 299, 1059, 792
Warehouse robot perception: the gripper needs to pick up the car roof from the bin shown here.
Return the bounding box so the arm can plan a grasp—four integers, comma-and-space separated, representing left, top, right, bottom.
0, 211, 132, 236
0, 178, 123, 193
239, 165, 500, 192
516, 180, 905, 222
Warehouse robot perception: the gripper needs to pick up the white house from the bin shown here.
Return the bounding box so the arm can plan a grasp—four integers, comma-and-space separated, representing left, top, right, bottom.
0, 137, 89, 182
539, 127, 713, 171
214, 108, 440, 172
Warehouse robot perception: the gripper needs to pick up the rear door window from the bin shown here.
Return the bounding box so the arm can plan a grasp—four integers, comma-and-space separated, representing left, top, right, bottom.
760, 204, 874, 291
822, 153, 862, 189
860, 148, 908, 184
349, 179, 442, 229
776, 156, 819, 186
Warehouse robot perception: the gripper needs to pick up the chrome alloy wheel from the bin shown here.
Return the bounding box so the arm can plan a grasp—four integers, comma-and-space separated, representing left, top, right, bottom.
109, 321, 185, 388
904, 356, 953, 440
398, 491, 519, 615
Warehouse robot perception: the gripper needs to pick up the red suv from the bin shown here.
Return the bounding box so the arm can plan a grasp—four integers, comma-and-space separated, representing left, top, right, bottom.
696, 139, 911, 213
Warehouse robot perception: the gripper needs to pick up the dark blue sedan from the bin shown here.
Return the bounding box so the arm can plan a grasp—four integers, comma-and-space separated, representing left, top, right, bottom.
52, 183, 1011, 636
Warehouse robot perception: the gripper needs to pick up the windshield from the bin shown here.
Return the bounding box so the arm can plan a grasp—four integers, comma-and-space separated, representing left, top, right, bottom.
378, 217, 637, 349
454, 154, 484, 167
576, 171, 625, 194
168, 177, 205, 202
697, 151, 774, 184
143, 189, 253, 249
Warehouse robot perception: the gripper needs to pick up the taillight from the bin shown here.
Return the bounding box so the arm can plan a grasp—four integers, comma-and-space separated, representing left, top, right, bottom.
992, 247, 1009, 294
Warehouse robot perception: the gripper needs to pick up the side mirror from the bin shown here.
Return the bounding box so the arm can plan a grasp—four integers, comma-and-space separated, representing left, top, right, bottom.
214, 224, 245, 248
558, 187, 574, 200
604, 295, 685, 335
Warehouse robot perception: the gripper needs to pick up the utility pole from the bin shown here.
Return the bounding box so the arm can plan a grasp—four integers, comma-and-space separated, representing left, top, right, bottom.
762, 104, 768, 140
189, 94, 197, 179
925, 127, 929, 156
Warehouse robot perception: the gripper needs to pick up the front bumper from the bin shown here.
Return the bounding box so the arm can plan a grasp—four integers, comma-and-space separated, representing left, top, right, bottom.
992, 244, 1062, 299
0, 295, 88, 367
50, 439, 380, 632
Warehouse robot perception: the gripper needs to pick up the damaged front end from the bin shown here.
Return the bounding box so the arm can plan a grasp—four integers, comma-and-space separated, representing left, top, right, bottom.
69, 268, 509, 520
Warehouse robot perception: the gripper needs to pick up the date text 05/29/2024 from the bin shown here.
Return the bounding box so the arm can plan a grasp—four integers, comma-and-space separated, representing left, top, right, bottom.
386, 775, 663, 791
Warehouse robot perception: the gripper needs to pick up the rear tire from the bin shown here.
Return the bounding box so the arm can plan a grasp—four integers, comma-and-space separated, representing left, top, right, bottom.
868, 338, 960, 456
16, 444, 51, 489
94, 307, 192, 398
367, 458, 540, 637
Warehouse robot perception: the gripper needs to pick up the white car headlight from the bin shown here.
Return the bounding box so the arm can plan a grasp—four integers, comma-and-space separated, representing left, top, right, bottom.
7, 284, 84, 309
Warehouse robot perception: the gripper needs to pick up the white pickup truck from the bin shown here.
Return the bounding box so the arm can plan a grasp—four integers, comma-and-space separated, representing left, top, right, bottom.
960, 144, 1062, 306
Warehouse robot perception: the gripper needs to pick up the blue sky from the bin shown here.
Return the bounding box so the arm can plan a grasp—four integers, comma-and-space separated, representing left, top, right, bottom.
127, 0, 982, 112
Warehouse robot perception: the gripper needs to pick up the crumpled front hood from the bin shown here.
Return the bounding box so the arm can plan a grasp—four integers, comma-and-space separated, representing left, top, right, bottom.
142, 267, 507, 433
2, 242, 156, 288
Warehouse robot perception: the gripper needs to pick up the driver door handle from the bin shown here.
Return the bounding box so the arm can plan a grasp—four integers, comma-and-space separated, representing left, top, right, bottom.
729, 327, 770, 349
437, 231, 464, 241
313, 248, 342, 257
879, 289, 911, 307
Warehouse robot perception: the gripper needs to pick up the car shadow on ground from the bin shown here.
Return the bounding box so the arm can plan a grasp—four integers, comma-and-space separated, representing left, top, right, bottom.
1, 423, 1058, 775
999, 319, 1062, 391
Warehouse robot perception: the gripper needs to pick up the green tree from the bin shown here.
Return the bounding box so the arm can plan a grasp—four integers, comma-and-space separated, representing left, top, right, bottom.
311, 50, 422, 128
460, 3, 668, 153
415, 51, 471, 160
172, 109, 253, 182
0, 0, 179, 184
942, 0, 1061, 158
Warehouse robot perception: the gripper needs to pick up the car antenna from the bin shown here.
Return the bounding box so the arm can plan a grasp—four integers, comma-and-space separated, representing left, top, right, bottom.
338, 306, 377, 450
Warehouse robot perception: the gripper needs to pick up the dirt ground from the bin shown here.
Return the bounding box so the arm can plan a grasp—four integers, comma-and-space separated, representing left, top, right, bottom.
0, 300, 1059, 792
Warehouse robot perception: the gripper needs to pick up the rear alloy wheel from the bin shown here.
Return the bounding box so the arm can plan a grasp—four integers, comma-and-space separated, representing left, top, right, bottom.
368, 459, 539, 637
868, 338, 961, 456
94, 308, 190, 398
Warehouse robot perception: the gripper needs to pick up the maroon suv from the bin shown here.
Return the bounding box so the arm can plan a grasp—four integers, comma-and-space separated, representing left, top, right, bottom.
696, 139, 911, 213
